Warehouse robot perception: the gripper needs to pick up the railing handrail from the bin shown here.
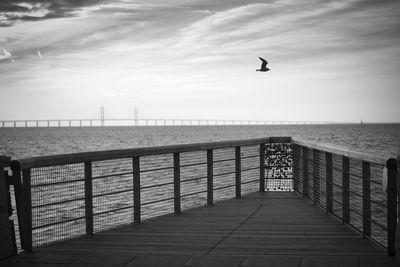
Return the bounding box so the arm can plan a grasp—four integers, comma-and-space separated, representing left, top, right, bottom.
12, 137, 291, 170
292, 137, 393, 165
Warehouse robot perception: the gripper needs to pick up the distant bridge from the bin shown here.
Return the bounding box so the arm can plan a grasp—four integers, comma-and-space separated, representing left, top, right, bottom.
0, 106, 336, 127
0, 118, 335, 127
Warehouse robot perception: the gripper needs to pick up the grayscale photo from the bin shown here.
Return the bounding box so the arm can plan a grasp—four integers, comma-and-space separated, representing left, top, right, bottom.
1, 1, 400, 266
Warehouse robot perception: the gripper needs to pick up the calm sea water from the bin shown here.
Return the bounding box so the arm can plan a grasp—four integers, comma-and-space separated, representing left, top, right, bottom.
1, 124, 399, 159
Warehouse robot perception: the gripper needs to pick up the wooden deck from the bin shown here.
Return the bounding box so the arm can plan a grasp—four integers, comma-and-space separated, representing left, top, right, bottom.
4, 192, 399, 267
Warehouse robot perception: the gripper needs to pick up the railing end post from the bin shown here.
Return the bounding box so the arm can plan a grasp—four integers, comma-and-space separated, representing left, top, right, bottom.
386, 157, 398, 257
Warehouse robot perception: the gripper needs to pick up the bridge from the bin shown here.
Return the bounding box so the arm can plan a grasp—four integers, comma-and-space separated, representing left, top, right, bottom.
0, 106, 336, 127
1, 137, 399, 266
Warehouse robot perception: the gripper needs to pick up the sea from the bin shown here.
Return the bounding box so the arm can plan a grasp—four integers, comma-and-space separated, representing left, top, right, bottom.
1, 124, 399, 159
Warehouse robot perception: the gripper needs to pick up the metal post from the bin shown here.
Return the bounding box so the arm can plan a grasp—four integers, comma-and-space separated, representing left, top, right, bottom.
235, 146, 241, 198
342, 156, 350, 224
207, 149, 213, 205
302, 147, 309, 198
133, 156, 141, 223
313, 149, 320, 205
387, 158, 398, 256
259, 143, 265, 192
22, 169, 32, 251
326, 152, 333, 213
173, 153, 181, 214
84, 162, 93, 234
362, 161, 371, 237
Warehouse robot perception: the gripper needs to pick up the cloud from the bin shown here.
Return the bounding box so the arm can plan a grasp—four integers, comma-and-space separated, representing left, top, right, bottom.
0, 0, 144, 26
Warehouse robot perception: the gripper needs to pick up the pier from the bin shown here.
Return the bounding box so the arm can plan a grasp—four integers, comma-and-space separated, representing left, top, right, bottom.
1, 137, 399, 266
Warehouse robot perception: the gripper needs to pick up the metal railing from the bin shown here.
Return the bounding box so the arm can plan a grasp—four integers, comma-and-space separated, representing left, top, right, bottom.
292, 138, 399, 256
9, 137, 292, 251
4, 136, 399, 257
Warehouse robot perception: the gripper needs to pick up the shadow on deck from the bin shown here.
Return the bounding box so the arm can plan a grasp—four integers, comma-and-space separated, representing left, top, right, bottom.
4, 192, 398, 267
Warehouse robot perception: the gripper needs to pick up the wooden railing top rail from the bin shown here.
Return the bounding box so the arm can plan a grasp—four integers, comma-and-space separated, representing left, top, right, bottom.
0, 155, 11, 167
12, 137, 291, 170
292, 137, 394, 165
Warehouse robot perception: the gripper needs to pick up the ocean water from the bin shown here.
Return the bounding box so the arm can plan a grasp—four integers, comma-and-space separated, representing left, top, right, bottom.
0, 124, 399, 159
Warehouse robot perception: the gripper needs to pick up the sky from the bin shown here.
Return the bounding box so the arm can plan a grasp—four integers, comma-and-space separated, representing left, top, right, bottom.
0, 0, 399, 123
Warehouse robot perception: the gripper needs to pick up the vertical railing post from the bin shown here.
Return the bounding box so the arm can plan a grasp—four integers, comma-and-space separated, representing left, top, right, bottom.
173, 153, 181, 214
207, 149, 213, 205
235, 146, 241, 198
22, 168, 32, 251
342, 156, 350, 224
84, 161, 93, 235
259, 143, 265, 192
10, 161, 28, 251
302, 147, 309, 198
386, 158, 398, 256
313, 149, 320, 205
325, 152, 333, 213
133, 156, 141, 223
362, 161, 371, 237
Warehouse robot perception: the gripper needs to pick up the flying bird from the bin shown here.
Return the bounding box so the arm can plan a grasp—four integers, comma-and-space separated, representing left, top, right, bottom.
0, 49, 16, 62
38, 50, 42, 59
256, 57, 270, 72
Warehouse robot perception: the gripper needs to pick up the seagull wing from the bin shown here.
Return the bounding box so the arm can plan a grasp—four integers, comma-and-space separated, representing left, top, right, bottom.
259, 57, 268, 69
38, 50, 42, 58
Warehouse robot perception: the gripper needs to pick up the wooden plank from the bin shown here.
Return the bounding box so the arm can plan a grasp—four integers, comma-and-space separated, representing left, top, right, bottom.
26, 192, 385, 262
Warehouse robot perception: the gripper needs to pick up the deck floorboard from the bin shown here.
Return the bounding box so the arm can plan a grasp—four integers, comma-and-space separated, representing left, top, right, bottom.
5, 192, 399, 266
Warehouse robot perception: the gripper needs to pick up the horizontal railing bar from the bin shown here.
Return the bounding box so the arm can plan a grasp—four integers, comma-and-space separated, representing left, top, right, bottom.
332, 198, 343, 206
93, 188, 133, 198
92, 171, 133, 180
32, 197, 85, 209
141, 196, 175, 207
213, 158, 235, 164
240, 155, 259, 159
213, 170, 237, 177
140, 166, 174, 173
241, 166, 260, 172
93, 205, 134, 217
214, 184, 236, 191
15, 137, 288, 169
31, 178, 85, 188
349, 207, 363, 217
349, 190, 363, 198
180, 190, 208, 198
292, 138, 391, 165
241, 179, 260, 185
180, 162, 207, 168
371, 220, 388, 231
32, 216, 86, 230
141, 181, 174, 190
181, 176, 207, 183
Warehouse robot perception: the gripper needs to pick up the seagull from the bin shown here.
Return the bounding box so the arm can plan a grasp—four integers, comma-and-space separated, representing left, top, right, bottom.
256, 57, 270, 72
38, 50, 42, 59
0, 48, 16, 62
